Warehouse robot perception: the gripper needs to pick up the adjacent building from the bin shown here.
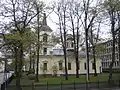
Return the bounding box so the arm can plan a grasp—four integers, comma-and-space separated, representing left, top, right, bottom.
100, 40, 119, 72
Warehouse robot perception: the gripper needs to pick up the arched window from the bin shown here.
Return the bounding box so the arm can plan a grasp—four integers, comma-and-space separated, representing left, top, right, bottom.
43, 33, 48, 42
71, 42, 74, 48
43, 62, 47, 70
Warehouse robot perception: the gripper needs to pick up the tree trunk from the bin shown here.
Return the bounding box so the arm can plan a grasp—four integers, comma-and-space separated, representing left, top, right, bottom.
90, 28, 97, 76
92, 46, 97, 76
59, 20, 68, 80
85, 28, 90, 82
70, 12, 79, 78
29, 46, 32, 71
14, 47, 22, 90
72, 28, 79, 78
32, 51, 36, 74
16, 44, 23, 90
14, 47, 18, 76
36, 7, 40, 82
76, 28, 79, 78
63, 7, 68, 80
108, 14, 115, 82
84, 0, 90, 82
76, 25, 80, 78
63, 48, 68, 80
108, 37, 115, 82
75, 52, 79, 78
14, 47, 18, 89
16, 76, 21, 90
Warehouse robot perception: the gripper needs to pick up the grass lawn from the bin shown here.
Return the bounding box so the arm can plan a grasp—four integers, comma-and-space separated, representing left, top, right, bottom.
7, 73, 120, 90
35, 73, 120, 85
9, 73, 120, 85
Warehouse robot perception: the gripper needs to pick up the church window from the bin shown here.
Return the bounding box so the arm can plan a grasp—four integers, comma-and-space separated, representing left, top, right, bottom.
66, 42, 69, 48
43, 63, 47, 70
59, 62, 62, 70
84, 62, 86, 70
71, 42, 74, 48
43, 48, 47, 55
68, 62, 71, 70
43, 33, 48, 42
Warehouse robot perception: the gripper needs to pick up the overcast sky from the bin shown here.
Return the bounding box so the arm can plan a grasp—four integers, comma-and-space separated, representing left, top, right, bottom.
40, 0, 110, 39
40, 0, 58, 32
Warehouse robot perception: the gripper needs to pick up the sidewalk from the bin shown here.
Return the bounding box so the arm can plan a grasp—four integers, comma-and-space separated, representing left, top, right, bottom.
0, 72, 12, 89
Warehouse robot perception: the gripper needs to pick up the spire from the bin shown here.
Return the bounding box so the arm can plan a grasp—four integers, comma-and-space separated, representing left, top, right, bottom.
43, 13, 47, 25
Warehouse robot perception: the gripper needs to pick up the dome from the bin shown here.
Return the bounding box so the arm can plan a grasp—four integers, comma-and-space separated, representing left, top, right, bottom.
40, 13, 52, 32
79, 51, 86, 56
52, 43, 64, 55
52, 43, 62, 50
40, 25, 52, 32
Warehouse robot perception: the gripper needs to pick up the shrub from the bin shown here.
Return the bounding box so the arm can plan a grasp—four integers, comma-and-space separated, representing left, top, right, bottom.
28, 74, 36, 80
28, 69, 35, 74
21, 73, 27, 79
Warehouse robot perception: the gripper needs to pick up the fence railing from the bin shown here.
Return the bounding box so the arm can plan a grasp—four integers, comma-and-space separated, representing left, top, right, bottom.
7, 80, 120, 90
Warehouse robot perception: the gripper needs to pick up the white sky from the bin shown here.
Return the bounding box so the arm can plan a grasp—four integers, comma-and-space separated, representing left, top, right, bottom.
40, 0, 58, 32
41, 0, 110, 39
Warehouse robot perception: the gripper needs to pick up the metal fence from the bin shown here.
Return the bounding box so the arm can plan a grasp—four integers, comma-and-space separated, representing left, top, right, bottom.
6, 80, 120, 90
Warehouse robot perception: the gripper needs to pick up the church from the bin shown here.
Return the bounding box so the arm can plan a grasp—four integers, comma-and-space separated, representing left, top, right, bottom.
26, 13, 102, 76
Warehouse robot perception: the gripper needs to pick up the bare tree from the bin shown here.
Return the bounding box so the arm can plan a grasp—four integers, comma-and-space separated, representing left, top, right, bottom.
67, 0, 84, 78
33, 1, 46, 82
88, 21, 102, 76
54, 0, 69, 80
82, 0, 100, 82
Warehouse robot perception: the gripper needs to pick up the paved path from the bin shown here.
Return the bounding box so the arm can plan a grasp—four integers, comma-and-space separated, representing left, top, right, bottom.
0, 73, 12, 84
0, 72, 12, 89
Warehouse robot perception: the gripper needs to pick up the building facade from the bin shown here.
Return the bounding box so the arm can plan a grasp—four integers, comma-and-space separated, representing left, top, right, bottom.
38, 54, 102, 76
26, 13, 102, 75
100, 40, 119, 71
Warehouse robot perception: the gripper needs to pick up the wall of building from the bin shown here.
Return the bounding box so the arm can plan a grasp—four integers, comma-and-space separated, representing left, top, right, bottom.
36, 55, 102, 75
100, 40, 120, 71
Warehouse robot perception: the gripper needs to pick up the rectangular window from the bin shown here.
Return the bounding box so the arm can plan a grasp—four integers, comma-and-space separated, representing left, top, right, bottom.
66, 42, 69, 48
43, 34, 48, 42
116, 53, 118, 59
105, 62, 107, 67
71, 42, 74, 48
108, 62, 110, 67
84, 62, 86, 70
117, 61, 119, 66
59, 62, 62, 70
114, 62, 116, 67
110, 54, 111, 60
68, 62, 71, 70
43, 48, 47, 55
43, 63, 47, 70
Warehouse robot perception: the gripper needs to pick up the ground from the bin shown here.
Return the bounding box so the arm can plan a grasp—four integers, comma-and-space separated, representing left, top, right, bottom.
6, 73, 120, 90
